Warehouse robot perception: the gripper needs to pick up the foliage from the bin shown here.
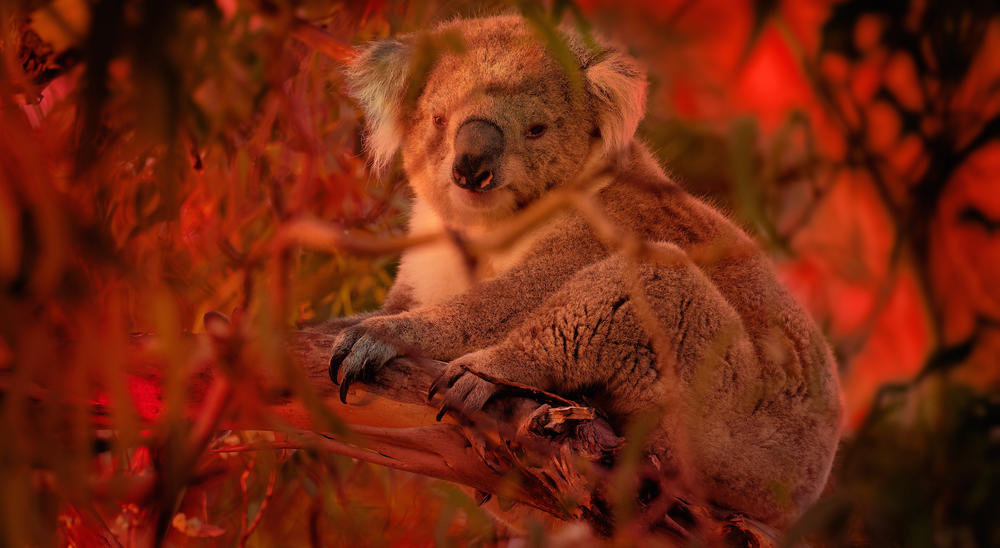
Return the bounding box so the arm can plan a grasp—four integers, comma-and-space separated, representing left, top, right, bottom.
0, 0, 998, 545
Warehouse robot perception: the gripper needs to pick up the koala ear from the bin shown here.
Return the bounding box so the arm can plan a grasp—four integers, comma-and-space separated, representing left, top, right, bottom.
345, 38, 414, 176
582, 46, 648, 156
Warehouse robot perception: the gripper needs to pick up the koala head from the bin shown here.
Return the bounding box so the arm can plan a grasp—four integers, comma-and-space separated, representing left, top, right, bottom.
346, 15, 647, 225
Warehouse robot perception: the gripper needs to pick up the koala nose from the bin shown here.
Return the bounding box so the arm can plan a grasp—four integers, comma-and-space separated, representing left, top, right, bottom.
452, 119, 504, 191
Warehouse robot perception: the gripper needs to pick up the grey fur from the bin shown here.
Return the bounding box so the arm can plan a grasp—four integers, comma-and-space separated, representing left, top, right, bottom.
333, 15, 842, 528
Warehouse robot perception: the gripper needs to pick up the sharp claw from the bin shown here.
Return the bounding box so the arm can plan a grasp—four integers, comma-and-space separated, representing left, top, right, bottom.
339, 375, 352, 404
436, 405, 449, 422
328, 342, 354, 387
329, 357, 340, 386
475, 490, 492, 505
429, 369, 454, 401
428, 372, 449, 401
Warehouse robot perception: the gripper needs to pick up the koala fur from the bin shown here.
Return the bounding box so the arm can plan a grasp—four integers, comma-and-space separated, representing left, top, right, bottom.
330, 15, 842, 528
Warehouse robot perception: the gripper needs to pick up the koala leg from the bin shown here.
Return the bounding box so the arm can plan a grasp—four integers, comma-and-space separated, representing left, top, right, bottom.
440, 244, 833, 526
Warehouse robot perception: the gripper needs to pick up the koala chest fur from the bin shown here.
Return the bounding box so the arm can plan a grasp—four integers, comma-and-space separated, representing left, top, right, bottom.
334, 14, 843, 530
396, 198, 472, 306
398, 194, 561, 307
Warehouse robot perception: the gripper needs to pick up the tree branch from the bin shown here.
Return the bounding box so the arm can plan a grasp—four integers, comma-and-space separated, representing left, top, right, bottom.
2, 322, 775, 545
260, 326, 777, 543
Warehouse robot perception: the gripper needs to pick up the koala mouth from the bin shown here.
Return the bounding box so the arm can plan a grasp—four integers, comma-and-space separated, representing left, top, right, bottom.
452, 182, 504, 210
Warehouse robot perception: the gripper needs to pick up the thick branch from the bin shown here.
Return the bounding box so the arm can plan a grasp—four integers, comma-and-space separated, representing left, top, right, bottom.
3, 324, 773, 545
284, 326, 626, 527
252, 326, 773, 544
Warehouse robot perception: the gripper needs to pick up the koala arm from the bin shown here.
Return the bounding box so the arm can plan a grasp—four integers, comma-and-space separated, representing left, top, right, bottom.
329, 218, 606, 397
379, 253, 602, 357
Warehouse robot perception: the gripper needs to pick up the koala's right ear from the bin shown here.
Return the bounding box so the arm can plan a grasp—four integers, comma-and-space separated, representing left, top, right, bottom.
345, 38, 415, 176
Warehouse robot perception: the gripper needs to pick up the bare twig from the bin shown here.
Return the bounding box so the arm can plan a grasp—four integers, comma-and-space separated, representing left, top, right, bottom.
238, 455, 277, 548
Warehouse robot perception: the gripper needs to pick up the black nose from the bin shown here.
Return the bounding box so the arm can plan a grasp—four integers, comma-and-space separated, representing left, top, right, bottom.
452, 119, 503, 191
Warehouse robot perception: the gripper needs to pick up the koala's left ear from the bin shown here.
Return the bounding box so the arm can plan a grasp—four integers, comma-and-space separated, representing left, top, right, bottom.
345, 38, 414, 176
579, 43, 648, 156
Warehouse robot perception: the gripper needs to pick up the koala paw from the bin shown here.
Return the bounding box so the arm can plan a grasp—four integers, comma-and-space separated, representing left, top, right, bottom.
328, 319, 401, 403
428, 360, 500, 421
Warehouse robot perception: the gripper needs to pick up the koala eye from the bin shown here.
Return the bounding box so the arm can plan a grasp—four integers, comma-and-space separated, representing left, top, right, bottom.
433, 115, 447, 129
525, 124, 547, 139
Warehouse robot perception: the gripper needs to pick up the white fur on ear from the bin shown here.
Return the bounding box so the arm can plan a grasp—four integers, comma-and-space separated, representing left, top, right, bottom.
584, 50, 648, 157
345, 39, 413, 177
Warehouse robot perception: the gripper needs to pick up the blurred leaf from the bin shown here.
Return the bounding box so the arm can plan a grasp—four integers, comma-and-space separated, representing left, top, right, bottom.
738, 0, 778, 66
30, 0, 91, 53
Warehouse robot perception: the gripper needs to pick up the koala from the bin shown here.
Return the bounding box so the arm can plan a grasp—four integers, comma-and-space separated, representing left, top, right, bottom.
329, 15, 842, 529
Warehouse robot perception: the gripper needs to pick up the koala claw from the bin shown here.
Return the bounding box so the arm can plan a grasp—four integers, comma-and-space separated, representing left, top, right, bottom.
328, 327, 362, 386
427, 363, 462, 401
430, 362, 499, 421
328, 324, 400, 404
